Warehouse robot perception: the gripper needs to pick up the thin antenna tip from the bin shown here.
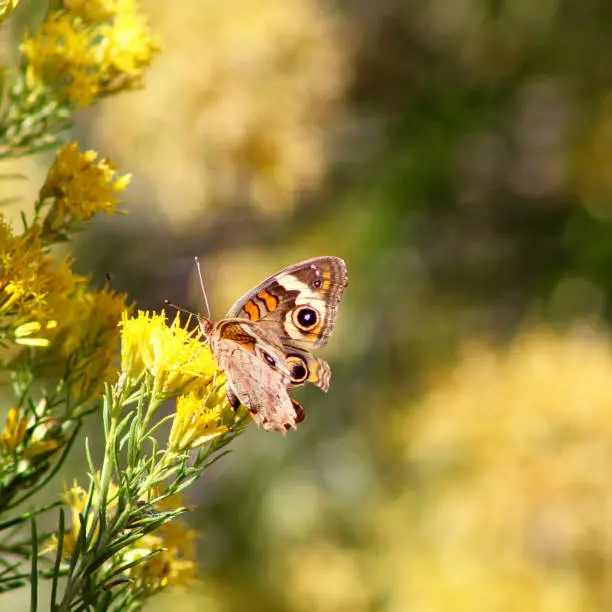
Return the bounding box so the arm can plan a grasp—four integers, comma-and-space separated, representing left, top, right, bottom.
194, 256, 211, 318
163, 300, 195, 317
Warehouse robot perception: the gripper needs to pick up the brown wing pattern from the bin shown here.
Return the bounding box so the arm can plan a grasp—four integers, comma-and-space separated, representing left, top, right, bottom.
227, 256, 348, 351
215, 339, 298, 433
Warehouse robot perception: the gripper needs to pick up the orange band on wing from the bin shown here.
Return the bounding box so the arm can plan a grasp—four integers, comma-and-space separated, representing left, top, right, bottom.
218, 322, 257, 353
305, 322, 323, 341
243, 300, 261, 321
257, 290, 279, 313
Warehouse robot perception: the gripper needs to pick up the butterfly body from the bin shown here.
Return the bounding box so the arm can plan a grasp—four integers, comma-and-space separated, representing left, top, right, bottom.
198, 256, 348, 433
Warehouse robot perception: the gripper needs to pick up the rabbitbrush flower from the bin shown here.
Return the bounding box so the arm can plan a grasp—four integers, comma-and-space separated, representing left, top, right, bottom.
20, 0, 160, 108
120, 310, 218, 395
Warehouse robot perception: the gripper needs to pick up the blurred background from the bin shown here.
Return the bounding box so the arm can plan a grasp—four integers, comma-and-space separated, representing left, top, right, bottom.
8, 0, 612, 610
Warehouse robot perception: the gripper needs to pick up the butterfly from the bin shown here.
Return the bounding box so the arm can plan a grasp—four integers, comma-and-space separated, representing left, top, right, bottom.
198, 256, 348, 433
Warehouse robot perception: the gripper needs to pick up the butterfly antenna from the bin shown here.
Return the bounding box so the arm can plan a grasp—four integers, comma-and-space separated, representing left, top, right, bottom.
163, 300, 196, 317
194, 256, 212, 317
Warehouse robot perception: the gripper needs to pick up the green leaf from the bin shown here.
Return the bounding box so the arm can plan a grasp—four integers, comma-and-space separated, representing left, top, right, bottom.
50, 507, 65, 611
30, 517, 38, 612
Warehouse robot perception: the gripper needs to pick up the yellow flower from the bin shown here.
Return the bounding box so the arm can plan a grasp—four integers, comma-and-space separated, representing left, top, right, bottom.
119, 310, 152, 380
39, 142, 131, 237
94, 0, 348, 223
61, 480, 88, 557
64, 0, 118, 22
0, 222, 76, 319
0, 407, 61, 462
21, 415, 62, 460
0, 211, 130, 403
0, 219, 87, 352
0, 0, 19, 25
20, 13, 97, 105
52, 285, 126, 359
20, 1, 160, 108
99, 1, 161, 78
22, 439, 60, 459
120, 311, 217, 395
50, 477, 120, 559
128, 531, 195, 593
126, 494, 197, 593
39, 285, 130, 400
169, 389, 229, 452
14, 320, 58, 347
62, 69, 104, 110
0, 214, 128, 400
0, 407, 27, 455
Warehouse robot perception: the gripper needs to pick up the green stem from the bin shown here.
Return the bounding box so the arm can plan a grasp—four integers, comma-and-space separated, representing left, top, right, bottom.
57, 388, 122, 610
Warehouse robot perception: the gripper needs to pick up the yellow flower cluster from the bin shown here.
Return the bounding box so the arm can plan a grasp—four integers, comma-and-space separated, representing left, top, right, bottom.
0, 215, 128, 399
39, 142, 131, 238
120, 310, 232, 450
20, 0, 160, 108
0, 141, 131, 396
168, 390, 229, 452
40, 285, 130, 400
0, 223, 126, 391
120, 311, 217, 395
128, 527, 196, 593
53, 477, 120, 559
0, 0, 18, 26
0, 218, 81, 346
0, 407, 26, 455
54, 480, 197, 592
127, 495, 198, 593
377, 329, 612, 612
94, 0, 349, 223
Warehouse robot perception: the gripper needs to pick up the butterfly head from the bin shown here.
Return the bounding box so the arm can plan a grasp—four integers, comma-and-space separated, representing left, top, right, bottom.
197, 314, 214, 339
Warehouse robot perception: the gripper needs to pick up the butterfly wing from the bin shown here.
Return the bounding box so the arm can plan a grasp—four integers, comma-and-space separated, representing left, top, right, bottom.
227, 256, 347, 349
212, 320, 301, 433
226, 256, 347, 390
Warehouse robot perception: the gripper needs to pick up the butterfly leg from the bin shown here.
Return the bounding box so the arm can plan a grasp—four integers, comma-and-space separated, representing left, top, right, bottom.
226, 386, 241, 411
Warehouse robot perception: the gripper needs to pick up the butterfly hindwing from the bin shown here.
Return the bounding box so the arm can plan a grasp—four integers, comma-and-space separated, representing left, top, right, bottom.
211, 320, 300, 432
